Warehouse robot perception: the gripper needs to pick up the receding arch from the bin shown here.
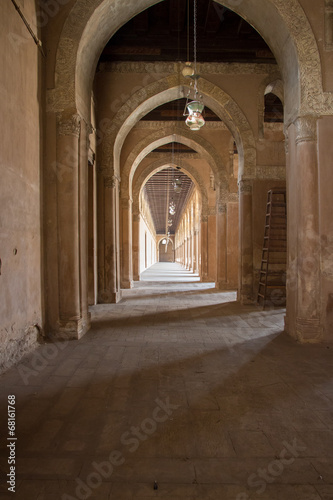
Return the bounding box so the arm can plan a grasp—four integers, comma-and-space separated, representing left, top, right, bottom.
132, 159, 208, 218
120, 126, 226, 200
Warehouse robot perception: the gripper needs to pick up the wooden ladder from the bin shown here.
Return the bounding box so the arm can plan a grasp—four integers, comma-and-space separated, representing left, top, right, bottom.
257, 189, 287, 308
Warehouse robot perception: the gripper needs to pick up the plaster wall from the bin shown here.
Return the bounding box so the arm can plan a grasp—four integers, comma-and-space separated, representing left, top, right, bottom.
0, 0, 42, 372
139, 217, 156, 273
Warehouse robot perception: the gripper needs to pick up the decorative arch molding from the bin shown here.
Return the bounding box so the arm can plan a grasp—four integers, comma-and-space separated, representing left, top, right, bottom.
131, 158, 209, 217
120, 125, 227, 199
48, 0, 331, 127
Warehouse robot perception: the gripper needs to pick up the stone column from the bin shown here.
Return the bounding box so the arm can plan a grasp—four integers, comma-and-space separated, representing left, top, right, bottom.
132, 213, 140, 280
201, 214, 209, 281
55, 113, 90, 339
294, 116, 322, 341
120, 197, 133, 288
238, 179, 254, 303
195, 230, 199, 274
216, 203, 227, 289
79, 122, 91, 328
98, 174, 122, 303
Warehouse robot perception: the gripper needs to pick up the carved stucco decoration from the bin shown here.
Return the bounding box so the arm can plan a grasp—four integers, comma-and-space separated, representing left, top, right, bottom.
49, 0, 331, 123
101, 61, 280, 76
57, 113, 81, 137
131, 159, 209, 218
238, 179, 253, 194
134, 120, 229, 130
270, 0, 333, 115
256, 166, 286, 180
294, 115, 318, 144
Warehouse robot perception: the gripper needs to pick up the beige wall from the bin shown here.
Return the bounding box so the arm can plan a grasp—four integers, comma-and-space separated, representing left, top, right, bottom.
0, 0, 42, 372
139, 217, 156, 273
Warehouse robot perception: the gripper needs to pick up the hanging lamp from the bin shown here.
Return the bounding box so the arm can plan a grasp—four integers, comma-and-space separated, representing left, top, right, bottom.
183, 0, 205, 131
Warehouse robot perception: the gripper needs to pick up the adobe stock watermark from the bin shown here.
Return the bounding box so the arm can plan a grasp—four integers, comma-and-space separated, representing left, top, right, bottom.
61, 397, 180, 500
16, 336, 69, 385
235, 438, 307, 499
8, 0, 72, 54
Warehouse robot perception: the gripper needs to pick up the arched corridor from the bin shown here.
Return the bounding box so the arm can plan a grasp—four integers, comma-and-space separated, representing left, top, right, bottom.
2, 0, 333, 497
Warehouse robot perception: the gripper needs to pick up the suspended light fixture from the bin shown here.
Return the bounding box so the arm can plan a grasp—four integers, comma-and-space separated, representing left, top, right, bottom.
173, 177, 182, 193
183, 0, 205, 131
169, 200, 176, 215
168, 218, 173, 227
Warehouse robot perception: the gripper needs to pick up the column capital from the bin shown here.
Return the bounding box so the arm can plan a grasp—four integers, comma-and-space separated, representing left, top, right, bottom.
217, 203, 227, 214
86, 122, 94, 152
121, 197, 133, 208
294, 115, 318, 144
208, 207, 216, 216
238, 178, 253, 194
57, 113, 81, 138
104, 175, 121, 189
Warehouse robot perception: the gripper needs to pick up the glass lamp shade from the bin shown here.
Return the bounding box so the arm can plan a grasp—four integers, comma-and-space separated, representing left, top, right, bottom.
182, 62, 195, 78
187, 100, 204, 114
186, 112, 205, 131
185, 100, 205, 130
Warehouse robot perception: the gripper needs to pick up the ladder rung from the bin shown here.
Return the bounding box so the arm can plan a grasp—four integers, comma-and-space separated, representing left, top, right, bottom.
264, 237, 287, 241
266, 285, 286, 288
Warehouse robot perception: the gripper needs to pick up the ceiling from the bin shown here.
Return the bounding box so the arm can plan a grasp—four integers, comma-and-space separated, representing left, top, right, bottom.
144, 167, 194, 234
99, 0, 276, 64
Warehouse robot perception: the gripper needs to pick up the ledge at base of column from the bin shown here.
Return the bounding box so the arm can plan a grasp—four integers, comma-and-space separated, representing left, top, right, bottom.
240, 287, 255, 305
215, 281, 238, 291
296, 317, 323, 343
56, 313, 91, 340
98, 290, 123, 304
121, 280, 133, 289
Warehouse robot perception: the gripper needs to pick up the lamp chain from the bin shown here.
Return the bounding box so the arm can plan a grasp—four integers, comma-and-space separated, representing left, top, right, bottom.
194, 0, 197, 75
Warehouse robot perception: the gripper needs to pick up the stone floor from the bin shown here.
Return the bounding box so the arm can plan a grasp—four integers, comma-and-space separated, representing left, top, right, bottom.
1, 263, 333, 499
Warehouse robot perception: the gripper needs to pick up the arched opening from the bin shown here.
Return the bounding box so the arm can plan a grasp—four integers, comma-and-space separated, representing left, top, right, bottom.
43, 0, 333, 343
158, 238, 174, 263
